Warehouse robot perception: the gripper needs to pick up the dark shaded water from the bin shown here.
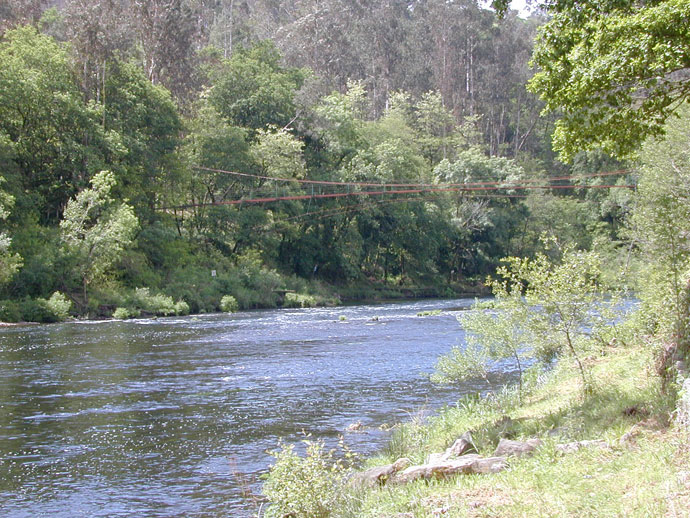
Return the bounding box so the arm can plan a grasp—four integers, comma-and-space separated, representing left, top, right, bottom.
0, 298, 492, 517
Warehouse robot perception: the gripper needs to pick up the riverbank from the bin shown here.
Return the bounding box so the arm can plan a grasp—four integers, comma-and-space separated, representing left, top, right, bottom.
263, 334, 690, 517
0, 277, 485, 323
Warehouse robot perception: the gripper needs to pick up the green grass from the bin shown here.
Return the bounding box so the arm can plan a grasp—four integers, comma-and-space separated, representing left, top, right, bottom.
332, 340, 689, 518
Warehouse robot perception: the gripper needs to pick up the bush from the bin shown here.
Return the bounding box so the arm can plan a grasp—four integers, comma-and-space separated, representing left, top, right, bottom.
113, 307, 138, 319
45, 292, 71, 320
174, 300, 190, 316
130, 287, 177, 315
263, 439, 354, 518
432, 242, 620, 396
0, 299, 21, 322
19, 293, 71, 323
131, 288, 188, 316
284, 292, 317, 308
112, 288, 189, 319
220, 295, 239, 313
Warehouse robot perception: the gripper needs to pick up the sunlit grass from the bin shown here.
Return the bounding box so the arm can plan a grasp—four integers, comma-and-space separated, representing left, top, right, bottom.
335, 339, 688, 518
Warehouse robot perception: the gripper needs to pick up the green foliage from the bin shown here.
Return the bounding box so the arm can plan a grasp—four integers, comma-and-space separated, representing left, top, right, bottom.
0, 26, 105, 220
18, 292, 72, 323
127, 287, 188, 317
60, 171, 139, 304
434, 289, 532, 398
220, 295, 239, 313
0, 232, 22, 286
209, 41, 306, 130
113, 307, 137, 320
520, 192, 599, 254
529, 0, 690, 161
263, 439, 355, 518
250, 126, 306, 179
45, 292, 71, 320
431, 341, 490, 386
314, 80, 368, 156
628, 106, 690, 337
0, 300, 21, 323
434, 244, 620, 395
416, 309, 442, 317
102, 61, 184, 213
284, 292, 317, 308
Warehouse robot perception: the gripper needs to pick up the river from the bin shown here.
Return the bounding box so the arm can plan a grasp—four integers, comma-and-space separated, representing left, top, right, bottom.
0, 298, 502, 517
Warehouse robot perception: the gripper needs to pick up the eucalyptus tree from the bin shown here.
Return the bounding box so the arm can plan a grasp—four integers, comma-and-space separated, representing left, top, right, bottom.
63, 0, 134, 101
0, 0, 51, 32
133, 0, 200, 104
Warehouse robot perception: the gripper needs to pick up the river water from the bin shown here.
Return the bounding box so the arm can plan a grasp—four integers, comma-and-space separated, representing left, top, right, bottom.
0, 298, 498, 517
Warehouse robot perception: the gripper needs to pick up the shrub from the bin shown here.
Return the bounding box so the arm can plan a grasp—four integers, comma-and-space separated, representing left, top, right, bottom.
433, 243, 620, 396
130, 287, 177, 315
19, 297, 62, 323
113, 307, 138, 319
174, 300, 190, 316
45, 292, 71, 320
220, 295, 239, 313
0, 299, 21, 322
284, 292, 317, 308
113, 288, 190, 318
263, 439, 354, 518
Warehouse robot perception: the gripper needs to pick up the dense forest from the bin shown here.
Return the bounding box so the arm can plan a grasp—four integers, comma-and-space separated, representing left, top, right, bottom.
0, 0, 654, 321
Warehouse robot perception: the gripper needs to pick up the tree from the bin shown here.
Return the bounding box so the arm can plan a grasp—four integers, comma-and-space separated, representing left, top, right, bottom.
250, 126, 306, 179
101, 60, 183, 217
628, 106, 690, 337
433, 244, 619, 395
63, 0, 134, 100
528, 0, 690, 161
209, 41, 306, 131
0, 173, 22, 285
133, 0, 200, 104
0, 0, 51, 33
60, 171, 138, 307
0, 26, 106, 222
432, 289, 531, 398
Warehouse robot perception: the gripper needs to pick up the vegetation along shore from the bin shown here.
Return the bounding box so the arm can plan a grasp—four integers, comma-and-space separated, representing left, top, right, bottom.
1, 0, 690, 516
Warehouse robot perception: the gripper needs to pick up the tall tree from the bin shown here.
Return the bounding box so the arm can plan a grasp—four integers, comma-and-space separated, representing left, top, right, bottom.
0, 0, 51, 33
0, 26, 105, 222
63, 0, 134, 101
133, 0, 200, 103
528, 0, 690, 161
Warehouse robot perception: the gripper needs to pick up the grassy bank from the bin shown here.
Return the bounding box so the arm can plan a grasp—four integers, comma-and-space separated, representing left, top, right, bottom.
263, 336, 690, 517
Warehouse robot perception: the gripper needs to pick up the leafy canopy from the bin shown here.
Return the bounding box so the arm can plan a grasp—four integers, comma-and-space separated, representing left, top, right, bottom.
528, 0, 690, 161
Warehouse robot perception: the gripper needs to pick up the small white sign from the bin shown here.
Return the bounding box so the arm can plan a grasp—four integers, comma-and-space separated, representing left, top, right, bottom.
211, 270, 217, 277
